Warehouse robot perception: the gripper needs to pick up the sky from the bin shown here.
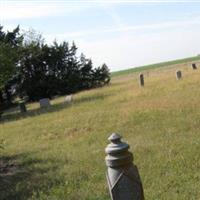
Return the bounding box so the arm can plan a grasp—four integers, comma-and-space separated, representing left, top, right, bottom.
1, 0, 200, 71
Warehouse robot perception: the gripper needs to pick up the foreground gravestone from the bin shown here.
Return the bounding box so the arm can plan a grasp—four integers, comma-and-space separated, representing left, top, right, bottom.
176, 70, 182, 80
139, 74, 144, 86
192, 63, 197, 70
105, 133, 144, 200
64, 95, 73, 104
19, 102, 27, 113
39, 98, 50, 108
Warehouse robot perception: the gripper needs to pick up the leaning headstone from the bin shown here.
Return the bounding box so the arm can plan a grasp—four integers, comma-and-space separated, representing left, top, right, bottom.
105, 133, 144, 200
39, 98, 50, 108
19, 102, 27, 113
139, 73, 144, 86
191, 63, 197, 70
176, 70, 182, 80
64, 95, 73, 104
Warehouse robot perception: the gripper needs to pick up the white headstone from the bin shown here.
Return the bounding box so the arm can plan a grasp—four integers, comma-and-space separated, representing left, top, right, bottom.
64, 95, 73, 103
39, 98, 50, 108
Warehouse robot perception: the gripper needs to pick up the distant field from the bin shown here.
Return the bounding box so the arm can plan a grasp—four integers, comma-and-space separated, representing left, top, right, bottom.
1, 59, 200, 199
112, 55, 200, 76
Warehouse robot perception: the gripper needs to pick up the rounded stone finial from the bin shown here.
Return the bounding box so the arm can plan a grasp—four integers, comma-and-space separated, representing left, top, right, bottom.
105, 133, 133, 167
108, 133, 121, 143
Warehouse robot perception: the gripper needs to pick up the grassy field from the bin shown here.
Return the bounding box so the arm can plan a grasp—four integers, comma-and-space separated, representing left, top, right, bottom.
1, 59, 200, 199
112, 55, 200, 77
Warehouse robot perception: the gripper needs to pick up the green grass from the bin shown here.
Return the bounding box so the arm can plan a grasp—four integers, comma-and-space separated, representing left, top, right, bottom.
112, 55, 200, 77
1, 60, 200, 199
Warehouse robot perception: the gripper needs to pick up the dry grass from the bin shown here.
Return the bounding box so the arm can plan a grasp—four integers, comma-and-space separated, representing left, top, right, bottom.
1, 61, 200, 199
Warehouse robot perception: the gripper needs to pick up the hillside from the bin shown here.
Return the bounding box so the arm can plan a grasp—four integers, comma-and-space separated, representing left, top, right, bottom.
112, 55, 200, 77
1, 60, 200, 199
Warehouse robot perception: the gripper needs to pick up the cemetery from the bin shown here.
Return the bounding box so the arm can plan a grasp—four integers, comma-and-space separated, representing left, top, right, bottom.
1, 2, 200, 199
1, 59, 200, 199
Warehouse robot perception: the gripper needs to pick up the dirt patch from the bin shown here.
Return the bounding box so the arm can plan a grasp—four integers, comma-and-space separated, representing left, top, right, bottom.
0, 159, 19, 177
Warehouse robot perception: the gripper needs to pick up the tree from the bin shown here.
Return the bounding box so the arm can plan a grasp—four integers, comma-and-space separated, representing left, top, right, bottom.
0, 26, 22, 90
92, 63, 110, 87
0, 25, 23, 111
79, 53, 94, 89
0, 28, 111, 103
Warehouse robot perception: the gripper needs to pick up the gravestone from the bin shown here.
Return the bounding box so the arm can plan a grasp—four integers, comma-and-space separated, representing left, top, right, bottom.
139, 74, 144, 86
176, 70, 182, 80
64, 95, 73, 104
0, 112, 2, 119
19, 102, 27, 113
192, 63, 197, 70
105, 133, 144, 200
39, 98, 50, 108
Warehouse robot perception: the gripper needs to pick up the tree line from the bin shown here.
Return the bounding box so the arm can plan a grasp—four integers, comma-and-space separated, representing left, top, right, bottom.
0, 26, 110, 112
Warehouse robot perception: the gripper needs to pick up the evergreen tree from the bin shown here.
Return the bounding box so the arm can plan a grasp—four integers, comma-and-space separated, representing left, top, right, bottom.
0, 25, 22, 111
0, 27, 111, 104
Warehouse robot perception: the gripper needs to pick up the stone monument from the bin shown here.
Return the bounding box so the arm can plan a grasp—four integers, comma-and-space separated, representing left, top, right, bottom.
19, 102, 27, 113
105, 133, 144, 200
191, 63, 197, 70
176, 70, 182, 80
64, 95, 73, 104
39, 98, 50, 108
139, 74, 144, 86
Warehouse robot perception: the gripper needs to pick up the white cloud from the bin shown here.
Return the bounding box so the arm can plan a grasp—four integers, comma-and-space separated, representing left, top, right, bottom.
76, 27, 200, 71
40, 16, 200, 71
44, 16, 200, 40
0, 1, 92, 20
1, 0, 198, 21
2, 0, 200, 72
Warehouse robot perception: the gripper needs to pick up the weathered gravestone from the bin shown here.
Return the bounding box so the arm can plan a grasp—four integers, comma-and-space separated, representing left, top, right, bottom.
39, 98, 50, 108
105, 133, 144, 200
176, 70, 182, 80
64, 95, 73, 104
139, 74, 144, 87
192, 63, 197, 70
19, 102, 27, 113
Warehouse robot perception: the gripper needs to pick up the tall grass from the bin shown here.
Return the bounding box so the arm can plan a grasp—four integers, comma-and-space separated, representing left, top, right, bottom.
1, 61, 200, 199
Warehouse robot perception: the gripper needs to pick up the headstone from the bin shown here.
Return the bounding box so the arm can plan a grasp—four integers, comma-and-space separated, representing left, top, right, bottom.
64, 95, 73, 104
0, 111, 3, 119
139, 74, 144, 86
39, 98, 50, 108
19, 102, 27, 113
105, 133, 144, 200
176, 70, 182, 80
192, 63, 197, 70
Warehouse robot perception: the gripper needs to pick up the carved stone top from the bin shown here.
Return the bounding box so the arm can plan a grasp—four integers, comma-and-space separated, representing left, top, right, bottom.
105, 133, 133, 167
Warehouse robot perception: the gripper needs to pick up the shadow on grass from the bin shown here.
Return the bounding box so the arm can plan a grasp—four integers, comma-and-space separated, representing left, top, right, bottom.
0, 152, 65, 200
0, 93, 110, 124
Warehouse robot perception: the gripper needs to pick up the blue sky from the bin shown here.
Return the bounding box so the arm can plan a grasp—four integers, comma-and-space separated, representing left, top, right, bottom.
1, 0, 200, 71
